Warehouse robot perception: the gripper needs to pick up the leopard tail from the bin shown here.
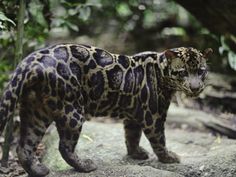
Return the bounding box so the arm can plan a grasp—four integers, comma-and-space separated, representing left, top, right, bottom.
0, 71, 23, 135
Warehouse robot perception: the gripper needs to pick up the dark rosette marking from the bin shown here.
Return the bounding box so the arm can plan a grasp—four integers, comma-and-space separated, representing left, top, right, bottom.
25, 56, 35, 64
106, 65, 123, 90
88, 71, 104, 100
93, 49, 113, 67
133, 52, 157, 62
69, 118, 77, 128
65, 104, 74, 114
39, 49, 50, 54
57, 63, 70, 80
70, 45, 90, 62
133, 66, 144, 94
83, 59, 96, 74
135, 102, 144, 121
118, 55, 130, 69
141, 85, 148, 102
48, 72, 56, 88
39, 56, 56, 68
123, 69, 134, 93
145, 111, 153, 126
70, 62, 81, 81
54, 47, 69, 62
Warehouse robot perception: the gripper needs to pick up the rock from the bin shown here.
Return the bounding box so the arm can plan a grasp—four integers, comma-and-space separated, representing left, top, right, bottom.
43, 122, 183, 177
41, 106, 236, 177
48, 165, 181, 177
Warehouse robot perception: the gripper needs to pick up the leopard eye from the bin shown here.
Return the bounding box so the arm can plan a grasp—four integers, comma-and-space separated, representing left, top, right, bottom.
171, 71, 178, 76
178, 70, 188, 77
198, 68, 206, 75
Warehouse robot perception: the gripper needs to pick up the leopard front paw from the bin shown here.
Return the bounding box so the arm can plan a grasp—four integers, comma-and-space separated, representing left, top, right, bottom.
128, 146, 149, 160
157, 150, 180, 163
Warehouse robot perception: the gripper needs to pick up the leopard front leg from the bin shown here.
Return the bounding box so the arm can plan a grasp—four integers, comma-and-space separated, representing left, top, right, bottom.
124, 119, 149, 160
143, 116, 180, 163
56, 107, 97, 172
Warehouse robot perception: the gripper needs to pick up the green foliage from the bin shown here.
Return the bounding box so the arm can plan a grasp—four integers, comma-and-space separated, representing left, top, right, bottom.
0, 60, 11, 92
0, 11, 15, 91
0, 11, 16, 29
28, 1, 48, 27
0, 11, 15, 57
219, 35, 236, 71
0, 0, 205, 52
116, 3, 132, 17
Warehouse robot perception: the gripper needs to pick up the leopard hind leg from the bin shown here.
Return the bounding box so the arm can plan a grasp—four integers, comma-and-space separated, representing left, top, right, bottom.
17, 105, 52, 177
56, 107, 97, 172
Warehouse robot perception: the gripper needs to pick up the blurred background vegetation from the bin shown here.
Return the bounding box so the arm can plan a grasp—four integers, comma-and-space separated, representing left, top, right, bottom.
0, 0, 236, 112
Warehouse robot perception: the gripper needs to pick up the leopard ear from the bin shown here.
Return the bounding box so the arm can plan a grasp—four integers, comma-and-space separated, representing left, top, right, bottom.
164, 50, 178, 61
203, 48, 213, 59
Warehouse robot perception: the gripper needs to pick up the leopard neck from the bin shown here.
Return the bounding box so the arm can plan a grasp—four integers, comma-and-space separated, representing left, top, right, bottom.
130, 51, 175, 97
156, 52, 178, 94
145, 52, 176, 96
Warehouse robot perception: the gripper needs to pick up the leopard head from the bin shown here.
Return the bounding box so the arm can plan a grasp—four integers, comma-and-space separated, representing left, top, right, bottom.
162, 47, 212, 97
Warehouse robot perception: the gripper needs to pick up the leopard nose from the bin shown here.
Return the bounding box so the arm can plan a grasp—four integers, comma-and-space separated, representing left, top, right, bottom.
189, 78, 202, 93
190, 86, 199, 93
190, 84, 200, 92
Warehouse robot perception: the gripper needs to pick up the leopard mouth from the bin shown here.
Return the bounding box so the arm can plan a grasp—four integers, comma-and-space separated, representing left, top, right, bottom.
185, 89, 203, 98
183, 89, 203, 98
186, 92, 200, 98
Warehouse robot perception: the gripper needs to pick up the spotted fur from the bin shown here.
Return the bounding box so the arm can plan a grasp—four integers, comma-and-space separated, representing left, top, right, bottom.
0, 44, 212, 176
